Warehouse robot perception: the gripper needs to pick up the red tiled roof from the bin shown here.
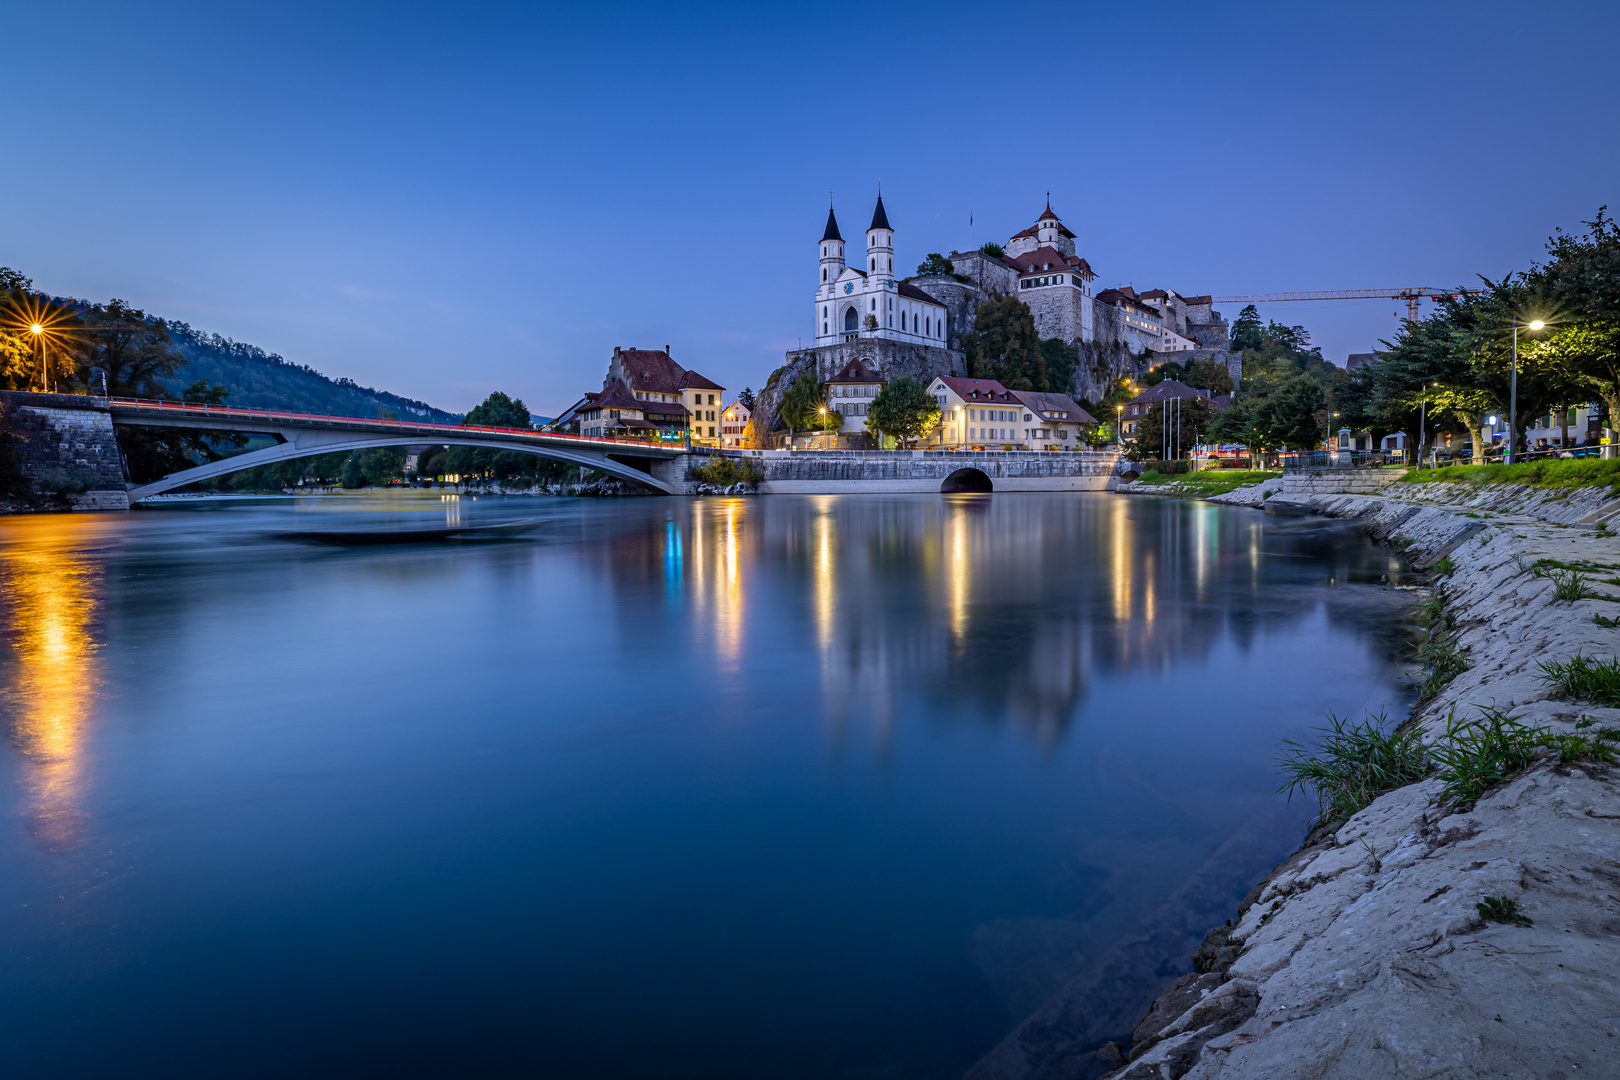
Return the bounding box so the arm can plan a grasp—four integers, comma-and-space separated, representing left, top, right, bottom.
1009, 390, 1097, 426
827, 358, 884, 384
613, 347, 723, 394
677, 370, 724, 391
934, 376, 1017, 402
1003, 246, 1087, 276
588, 379, 643, 411
1181, 295, 1213, 306
1126, 379, 1213, 405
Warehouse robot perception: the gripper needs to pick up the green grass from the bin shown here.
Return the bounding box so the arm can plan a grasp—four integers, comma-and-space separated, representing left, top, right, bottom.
1278, 712, 1429, 823
1477, 896, 1533, 927
1538, 652, 1620, 706
1133, 469, 1281, 494
1430, 706, 1620, 811
1431, 556, 1458, 576
1399, 458, 1620, 491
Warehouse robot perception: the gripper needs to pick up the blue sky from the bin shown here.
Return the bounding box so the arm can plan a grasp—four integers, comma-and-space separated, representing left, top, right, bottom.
4, 1, 1616, 415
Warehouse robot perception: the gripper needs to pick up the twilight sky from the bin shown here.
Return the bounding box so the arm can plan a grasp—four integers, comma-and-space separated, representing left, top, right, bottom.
4, 0, 1616, 415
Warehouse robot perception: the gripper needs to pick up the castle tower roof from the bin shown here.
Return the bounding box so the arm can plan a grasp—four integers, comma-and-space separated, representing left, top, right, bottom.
822, 206, 843, 242
868, 194, 891, 232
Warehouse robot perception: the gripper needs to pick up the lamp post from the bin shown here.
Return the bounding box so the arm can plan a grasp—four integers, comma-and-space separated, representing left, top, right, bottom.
30, 323, 44, 392
1115, 404, 1123, 448
1509, 318, 1545, 464
819, 406, 827, 450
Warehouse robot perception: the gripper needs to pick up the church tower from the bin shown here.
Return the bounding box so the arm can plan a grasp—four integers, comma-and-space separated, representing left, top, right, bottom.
819, 204, 844, 285
866, 194, 893, 282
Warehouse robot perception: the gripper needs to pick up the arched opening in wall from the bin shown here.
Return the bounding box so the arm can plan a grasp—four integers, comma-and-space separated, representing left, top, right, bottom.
940, 468, 993, 494
843, 307, 858, 332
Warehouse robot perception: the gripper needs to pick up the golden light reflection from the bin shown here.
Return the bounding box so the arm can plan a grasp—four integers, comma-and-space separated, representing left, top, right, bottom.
1, 520, 103, 852
715, 502, 743, 667
947, 505, 969, 642
1110, 499, 1130, 622
813, 508, 835, 652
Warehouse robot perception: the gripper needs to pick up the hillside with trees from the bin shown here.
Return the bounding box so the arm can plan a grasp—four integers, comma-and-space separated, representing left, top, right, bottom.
0, 265, 458, 422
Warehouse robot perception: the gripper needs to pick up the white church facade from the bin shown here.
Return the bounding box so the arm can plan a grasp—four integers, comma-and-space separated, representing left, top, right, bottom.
814, 196, 951, 349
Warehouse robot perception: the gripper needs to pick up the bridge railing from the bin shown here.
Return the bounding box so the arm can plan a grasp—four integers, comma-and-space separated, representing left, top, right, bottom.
106, 398, 683, 452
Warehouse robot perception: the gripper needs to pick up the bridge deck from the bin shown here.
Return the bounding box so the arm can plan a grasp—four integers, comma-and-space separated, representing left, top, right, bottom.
107, 399, 684, 457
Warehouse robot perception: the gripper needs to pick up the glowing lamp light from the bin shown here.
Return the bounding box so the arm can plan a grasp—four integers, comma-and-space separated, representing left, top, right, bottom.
1528, 320, 1545, 331
1488, 415, 1499, 425
30, 324, 43, 334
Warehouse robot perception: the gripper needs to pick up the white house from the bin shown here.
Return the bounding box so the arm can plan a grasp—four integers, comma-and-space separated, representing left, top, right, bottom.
824, 358, 885, 433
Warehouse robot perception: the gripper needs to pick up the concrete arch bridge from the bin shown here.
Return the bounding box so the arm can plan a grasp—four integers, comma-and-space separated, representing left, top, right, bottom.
109, 400, 685, 501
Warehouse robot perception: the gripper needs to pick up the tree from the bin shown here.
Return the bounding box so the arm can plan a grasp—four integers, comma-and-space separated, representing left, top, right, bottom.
1262, 374, 1328, 448
978, 242, 1005, 258
1039, 338, 1079, 395
79, 300, 186, 397
866, 377, 939, 449
1134, 397, 1214, 460
1523, 209, 1620, 454
964, 296, 1047, 391
464, 390, 532, 430
779, 371, 838, 438
916, 253, 956, 277
1185, 357, 1235, 395
736, 386, 756, 411
1231, 304, 1264, 352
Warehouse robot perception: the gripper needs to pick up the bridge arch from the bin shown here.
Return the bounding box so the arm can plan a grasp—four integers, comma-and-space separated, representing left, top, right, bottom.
125, 434, 675, 502
940, 467, 993, 494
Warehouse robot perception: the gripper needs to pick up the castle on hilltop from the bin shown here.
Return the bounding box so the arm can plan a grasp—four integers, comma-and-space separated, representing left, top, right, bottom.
749, 194, 1238, 446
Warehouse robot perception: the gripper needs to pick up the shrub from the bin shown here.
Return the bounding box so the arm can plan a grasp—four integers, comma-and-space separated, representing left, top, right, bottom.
1430, 556, 1457, 576
1279, 712, 1428, 823
691, 457, 764, 488
33, 467, 96, 494
1538, 652, 1620, 706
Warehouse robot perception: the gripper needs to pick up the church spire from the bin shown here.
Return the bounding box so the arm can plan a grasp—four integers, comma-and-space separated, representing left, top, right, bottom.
822, 204, 843, 242
868, 193, 891, 232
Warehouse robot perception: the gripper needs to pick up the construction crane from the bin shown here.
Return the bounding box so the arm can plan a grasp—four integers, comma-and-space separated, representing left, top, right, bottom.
1210, 288, 1481, 322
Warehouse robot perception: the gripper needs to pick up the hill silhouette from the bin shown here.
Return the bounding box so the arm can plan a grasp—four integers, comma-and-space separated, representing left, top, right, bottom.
161, 321, 460, 422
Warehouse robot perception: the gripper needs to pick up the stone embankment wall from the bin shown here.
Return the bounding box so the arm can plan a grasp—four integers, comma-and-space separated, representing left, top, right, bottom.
715, 450, 1118, 494
1097, 480, 1620, 1080
0, 390, 130, 511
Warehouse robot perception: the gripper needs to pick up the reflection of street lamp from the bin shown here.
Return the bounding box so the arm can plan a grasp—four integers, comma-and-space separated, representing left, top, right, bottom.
1509, 318, 1545, 463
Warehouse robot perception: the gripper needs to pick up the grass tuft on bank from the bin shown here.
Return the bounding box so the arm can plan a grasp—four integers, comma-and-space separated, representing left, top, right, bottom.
1399, 458, 1620, 491
1279, 712, 1427, 822
1132, 469, 1281, 495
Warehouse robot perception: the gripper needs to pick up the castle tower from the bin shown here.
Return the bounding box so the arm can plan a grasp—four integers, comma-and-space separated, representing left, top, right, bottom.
866, 194, 893, 282
819, 204, 845, 285
1036, 199, 1076, 257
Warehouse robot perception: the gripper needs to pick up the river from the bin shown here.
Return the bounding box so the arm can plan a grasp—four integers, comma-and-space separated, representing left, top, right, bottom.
0, 492, 1414, 1078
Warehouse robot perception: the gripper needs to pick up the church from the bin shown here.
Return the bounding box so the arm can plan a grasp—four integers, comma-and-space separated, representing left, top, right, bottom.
814, 195, 951, 348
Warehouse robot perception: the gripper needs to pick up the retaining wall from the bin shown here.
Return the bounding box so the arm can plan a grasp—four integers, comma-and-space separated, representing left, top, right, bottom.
0, 390, 130, 510
691, 449, 1120, 494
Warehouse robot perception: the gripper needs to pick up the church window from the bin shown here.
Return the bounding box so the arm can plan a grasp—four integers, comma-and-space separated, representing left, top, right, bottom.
844, 307, 858, 332
871, 258, 875, 271
822, 268, 827, 281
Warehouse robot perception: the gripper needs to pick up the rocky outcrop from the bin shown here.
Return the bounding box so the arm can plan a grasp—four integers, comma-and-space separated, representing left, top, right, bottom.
1104, 485, 1620, 1079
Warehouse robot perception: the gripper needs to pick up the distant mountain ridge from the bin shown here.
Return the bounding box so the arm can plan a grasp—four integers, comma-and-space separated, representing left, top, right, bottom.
162, 321, 462, 423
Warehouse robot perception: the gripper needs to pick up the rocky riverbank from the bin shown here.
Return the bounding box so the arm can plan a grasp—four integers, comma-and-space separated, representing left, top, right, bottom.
1100, 481, 1620, 1079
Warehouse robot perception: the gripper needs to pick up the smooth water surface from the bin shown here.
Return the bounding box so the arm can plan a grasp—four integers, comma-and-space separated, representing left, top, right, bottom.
0, 493, 1413, 1078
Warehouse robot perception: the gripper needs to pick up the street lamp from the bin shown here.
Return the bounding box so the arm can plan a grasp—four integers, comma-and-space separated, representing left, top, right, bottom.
30, 324, 44, 392
1509, 317, 1546, 464
819, 406, 827, 450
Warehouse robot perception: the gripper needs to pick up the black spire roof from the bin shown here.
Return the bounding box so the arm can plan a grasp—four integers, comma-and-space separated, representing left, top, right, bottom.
821, 206, 843, 242
868, 194, 891, 232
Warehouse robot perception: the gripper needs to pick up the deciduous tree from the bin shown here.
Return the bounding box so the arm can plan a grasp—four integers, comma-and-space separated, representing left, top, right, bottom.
866, 377, 939, 449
